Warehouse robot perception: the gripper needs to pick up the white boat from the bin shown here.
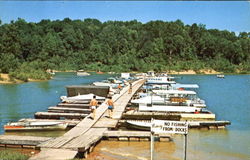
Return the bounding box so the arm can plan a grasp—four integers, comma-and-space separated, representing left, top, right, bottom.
138, 90, 206, 108
77, 70, 90, 76
146, 76, 176, 84
4, 121, 68, 131
152, 89, 196, 95
60, 93, 106, 103
170, 83, 199, 89
126, 119, 229, 131
93, 81, 119, 88
153, 90, 205, 107
93, 79, 124, 88
138, 103, 202, 113
131, 95, 165, 104
217, 74, 225, 78
125, 120, 151, 131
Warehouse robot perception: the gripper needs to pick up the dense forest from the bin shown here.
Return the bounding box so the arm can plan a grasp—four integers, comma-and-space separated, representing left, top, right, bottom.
0, 18, 250, 81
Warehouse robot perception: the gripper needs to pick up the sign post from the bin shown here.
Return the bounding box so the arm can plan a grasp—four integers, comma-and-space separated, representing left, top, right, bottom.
150, 130, 154, 160
150, 118, 154, 160
150, 120, 188, 160
184, 133, 187, 160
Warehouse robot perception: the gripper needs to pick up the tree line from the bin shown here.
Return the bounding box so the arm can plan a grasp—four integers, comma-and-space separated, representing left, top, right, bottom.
0, 18, 249, 80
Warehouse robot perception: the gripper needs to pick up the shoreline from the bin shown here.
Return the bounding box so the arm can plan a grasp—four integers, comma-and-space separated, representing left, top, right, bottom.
0, 73, 51, 85
0, 69, 248, 84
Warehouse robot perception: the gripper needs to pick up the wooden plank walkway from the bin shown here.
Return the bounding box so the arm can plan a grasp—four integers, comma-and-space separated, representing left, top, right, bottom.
0, 135, 52, 146
32, 79, 145, 160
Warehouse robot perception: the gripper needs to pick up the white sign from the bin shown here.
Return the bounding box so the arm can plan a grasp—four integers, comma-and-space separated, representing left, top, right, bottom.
151, 120, 188, 134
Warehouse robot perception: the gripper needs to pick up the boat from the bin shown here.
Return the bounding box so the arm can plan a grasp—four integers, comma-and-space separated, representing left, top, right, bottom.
152, 89, 206, 107
125, 120, 151, 131
217, 74, 225, 78
135, 90, 206, 108
96, 71, 104, 74
131, 95, 165, 104
60, 93, 106, 103
76, 70, 90, 76
93, 78, 124, 88
138, 103, 202, 113
125, 119, 230, 131
4, 121, 68, 131
146, 76, 176, 84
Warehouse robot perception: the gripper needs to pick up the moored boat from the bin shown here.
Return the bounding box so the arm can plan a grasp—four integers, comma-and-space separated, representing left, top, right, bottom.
125, 120, 151, 131
77, 70, 90, 76
4, 121, 68, 131
60, 93, 105, 103
125, 119, 230, 131
146, 76, 176, 84
217, 74, 225, 78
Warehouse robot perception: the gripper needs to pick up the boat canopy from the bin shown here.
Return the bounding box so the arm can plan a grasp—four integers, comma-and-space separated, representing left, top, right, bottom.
152, 89, 196, 95
171, 83, 199, 89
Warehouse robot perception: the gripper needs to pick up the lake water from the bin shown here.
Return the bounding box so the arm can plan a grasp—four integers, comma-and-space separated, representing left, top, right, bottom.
0, 73, 249, 160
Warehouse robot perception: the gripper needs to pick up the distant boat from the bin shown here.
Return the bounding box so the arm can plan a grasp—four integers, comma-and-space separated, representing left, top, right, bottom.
146, 76, 176, 84
217, 74, 225, 78
77, 70, 90, 76
4, 121, 68, 131
96, 71, 104, 74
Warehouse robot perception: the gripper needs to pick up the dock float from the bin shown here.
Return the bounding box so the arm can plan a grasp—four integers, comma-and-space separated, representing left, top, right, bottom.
29, 79, 145, 160
0, 135, 52, 149
103, 130, 171, 142
57, 103, 91, 108
48, 106, 91, 113
0, 131, 171, 150
34, 112, 88, 119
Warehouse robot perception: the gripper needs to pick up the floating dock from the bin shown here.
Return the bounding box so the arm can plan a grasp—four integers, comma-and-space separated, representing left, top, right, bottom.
29, 79, 145, 160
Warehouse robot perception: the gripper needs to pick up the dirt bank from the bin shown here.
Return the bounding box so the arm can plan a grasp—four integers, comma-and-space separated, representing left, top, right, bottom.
169, 69, 221, 75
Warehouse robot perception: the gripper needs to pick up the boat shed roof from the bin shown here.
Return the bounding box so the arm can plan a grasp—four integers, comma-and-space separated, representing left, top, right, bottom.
152, 89, 196, 95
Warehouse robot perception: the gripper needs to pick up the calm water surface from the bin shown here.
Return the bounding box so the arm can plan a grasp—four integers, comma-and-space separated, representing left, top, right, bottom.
0, 74, 249, 160
0, 72, 111, 136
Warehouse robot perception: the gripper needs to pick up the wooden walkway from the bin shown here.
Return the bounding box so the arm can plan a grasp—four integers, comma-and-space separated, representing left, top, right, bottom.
30, 79, 145, 160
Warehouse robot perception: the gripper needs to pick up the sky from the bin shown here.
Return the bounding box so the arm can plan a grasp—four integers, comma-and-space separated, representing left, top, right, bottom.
0, 1, 249, 33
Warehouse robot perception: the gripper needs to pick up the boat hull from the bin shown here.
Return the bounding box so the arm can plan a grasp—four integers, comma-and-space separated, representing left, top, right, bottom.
4, 122, 68, 131
125, 120, 150, 131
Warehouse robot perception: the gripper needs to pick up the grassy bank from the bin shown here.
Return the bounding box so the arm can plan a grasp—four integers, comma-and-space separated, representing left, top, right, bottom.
0, 150, 29, 160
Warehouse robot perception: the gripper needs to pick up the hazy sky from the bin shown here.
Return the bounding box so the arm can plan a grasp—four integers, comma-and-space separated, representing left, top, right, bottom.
0, 1, 249, 33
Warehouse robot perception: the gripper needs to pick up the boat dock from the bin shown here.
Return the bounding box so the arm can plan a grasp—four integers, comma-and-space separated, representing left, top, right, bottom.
29, 79, 147, 160
0, 76, 231, 159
